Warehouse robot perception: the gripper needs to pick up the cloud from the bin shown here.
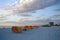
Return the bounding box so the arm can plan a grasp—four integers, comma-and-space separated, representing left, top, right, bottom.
0, 0, 58, 27
0, 20, 42, 27
0, 16, 7, 21
0, 17, 48, 27
54, 9, 60, 11
0, 0, 56, 16
9, 0, 56, 13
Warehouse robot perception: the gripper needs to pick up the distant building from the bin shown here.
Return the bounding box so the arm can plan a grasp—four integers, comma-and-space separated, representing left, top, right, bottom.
42, 25, 50, 27
49, 22, 54, 26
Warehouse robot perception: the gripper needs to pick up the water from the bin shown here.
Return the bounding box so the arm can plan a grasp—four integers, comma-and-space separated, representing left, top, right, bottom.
0, 26, 60, 40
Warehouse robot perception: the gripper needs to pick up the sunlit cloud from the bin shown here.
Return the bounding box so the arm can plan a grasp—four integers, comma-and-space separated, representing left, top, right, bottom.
0, 0, 59, 27
8, 0, 56, 13
0, 0, 56, 16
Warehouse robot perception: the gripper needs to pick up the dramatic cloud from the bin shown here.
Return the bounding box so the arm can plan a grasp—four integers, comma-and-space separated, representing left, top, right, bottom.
1, 12, 60, 27
0, 0, 56, 16
0, 0, 59, 27
54, 9, 60, 11
9, 0, 56, 13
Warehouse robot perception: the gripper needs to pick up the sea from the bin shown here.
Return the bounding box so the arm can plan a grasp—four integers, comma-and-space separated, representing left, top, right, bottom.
0, 26, 60, 40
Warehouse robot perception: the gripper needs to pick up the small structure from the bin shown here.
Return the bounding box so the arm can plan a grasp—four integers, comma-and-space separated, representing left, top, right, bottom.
12, 26, 17, 32
29, 26, 34, 29
23, 25, 39, 31
49, 22, 54, 26
12, 26, 23, 33
33, 26, 39, 28
16, 27, 23, 33
24, 26, 30, 31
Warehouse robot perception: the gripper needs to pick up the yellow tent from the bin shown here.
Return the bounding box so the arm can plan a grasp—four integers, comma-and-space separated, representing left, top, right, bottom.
16, 27, 23, 33
12, 26, 23, 33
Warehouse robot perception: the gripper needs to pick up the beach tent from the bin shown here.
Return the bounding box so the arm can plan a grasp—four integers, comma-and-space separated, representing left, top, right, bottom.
17, 27, 23, 33
12, 26, 23, 33
24, 26, 30, 31
29, 26, 39, 29
33, 26, 39, 28
29, 26, 34, 29
12, 26, 17, 32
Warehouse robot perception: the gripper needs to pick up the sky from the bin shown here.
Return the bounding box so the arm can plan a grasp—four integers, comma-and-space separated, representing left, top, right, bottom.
0, 0, 60, 27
